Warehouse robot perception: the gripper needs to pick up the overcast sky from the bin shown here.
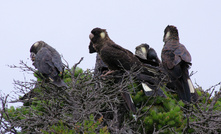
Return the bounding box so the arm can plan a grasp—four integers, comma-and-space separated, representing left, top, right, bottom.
1, 1, 221, 103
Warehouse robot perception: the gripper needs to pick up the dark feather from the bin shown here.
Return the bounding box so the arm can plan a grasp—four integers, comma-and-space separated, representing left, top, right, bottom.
135, 43, 166, 97
94, 54, 108, 76
161, 25, 197, 102
30, 41, 67, 88
99, 43, 141, 71
89, 28, 138, 113
121, 92, 137, 113
89, 41, 97, 53
135, 43, 161, 67
90, 28, 141, 72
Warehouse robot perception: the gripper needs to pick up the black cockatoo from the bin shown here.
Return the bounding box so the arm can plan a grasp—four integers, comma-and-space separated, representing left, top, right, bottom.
135, 43, 161, 67
30, 41, 67, 88
89, 28, 141, 74
135, 43, 166, 97
89, 28, 167, 112
89, 29, 139, 113
161, 25, 198, 102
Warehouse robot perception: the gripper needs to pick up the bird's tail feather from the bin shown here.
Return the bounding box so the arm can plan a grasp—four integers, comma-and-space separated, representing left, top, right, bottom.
50, 76, 68, 88
53, 79, 68, 88
187, 78, 198, 102
175, 71, 191, 103
121, 92, 137, 113
141, 83, 166, 97
187, 79, 195, 93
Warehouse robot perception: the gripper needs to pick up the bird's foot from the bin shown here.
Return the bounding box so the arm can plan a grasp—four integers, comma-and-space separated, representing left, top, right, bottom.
100, 70, 116, 77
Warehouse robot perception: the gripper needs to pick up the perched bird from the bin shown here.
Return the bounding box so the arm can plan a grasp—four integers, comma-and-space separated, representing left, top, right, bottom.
135, 43, 166, 97
30, 41, 67, 88
135, 43, 161, 66
88, 40, 137, 113
161, 25, 198, 102
89, 28, 141, 75
89, 28, 167, 113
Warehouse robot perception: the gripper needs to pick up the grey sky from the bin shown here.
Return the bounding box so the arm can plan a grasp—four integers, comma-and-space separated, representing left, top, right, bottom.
1, 1, 221, 99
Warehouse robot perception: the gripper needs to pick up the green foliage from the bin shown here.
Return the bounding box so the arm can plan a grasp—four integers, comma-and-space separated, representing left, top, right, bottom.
3, 66, 221, 133
132, 86, 185, 133
214, 99, 221, 111
63, 67, 92, 86
42, 122, 75, 134
41, 115, 109, 134
80, 115, 109, 134
34, 71, 43, 82
73, 67, 83, 77
5, 106, 29, 121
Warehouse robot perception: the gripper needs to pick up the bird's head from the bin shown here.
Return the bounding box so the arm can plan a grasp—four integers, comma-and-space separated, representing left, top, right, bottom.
163, 25, 179, 42
89, 28, 109, 44
30, 41, 48, 61
30, 41, 47, 54
135, 43, 149, 60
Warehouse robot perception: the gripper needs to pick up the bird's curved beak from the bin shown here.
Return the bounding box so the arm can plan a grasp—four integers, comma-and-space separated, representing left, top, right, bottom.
89, 33, 94, 40
30, 52, 36, 61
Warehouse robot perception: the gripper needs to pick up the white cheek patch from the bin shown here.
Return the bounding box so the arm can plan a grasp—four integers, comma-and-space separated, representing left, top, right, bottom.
187, 79, 195, 93
165, 31, 171, 40
100, 32, 105, 39
142, 83, 153, 92
141, 47, 147, 55
34, 42, 39, 47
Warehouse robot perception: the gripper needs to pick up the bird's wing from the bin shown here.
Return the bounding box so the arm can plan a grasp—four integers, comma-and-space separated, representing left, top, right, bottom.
148, 48, 161, 64
35, 47, 54, 75
174, 43, 191, 64
51, 50, 63, 73
110, 43, 133, 55
161, 49, 177, 70
101, 44, 139, 70
162, 41, 189, 69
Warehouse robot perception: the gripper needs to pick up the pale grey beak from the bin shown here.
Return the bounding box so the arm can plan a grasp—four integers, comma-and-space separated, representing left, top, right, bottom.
89, 33, 94, 40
